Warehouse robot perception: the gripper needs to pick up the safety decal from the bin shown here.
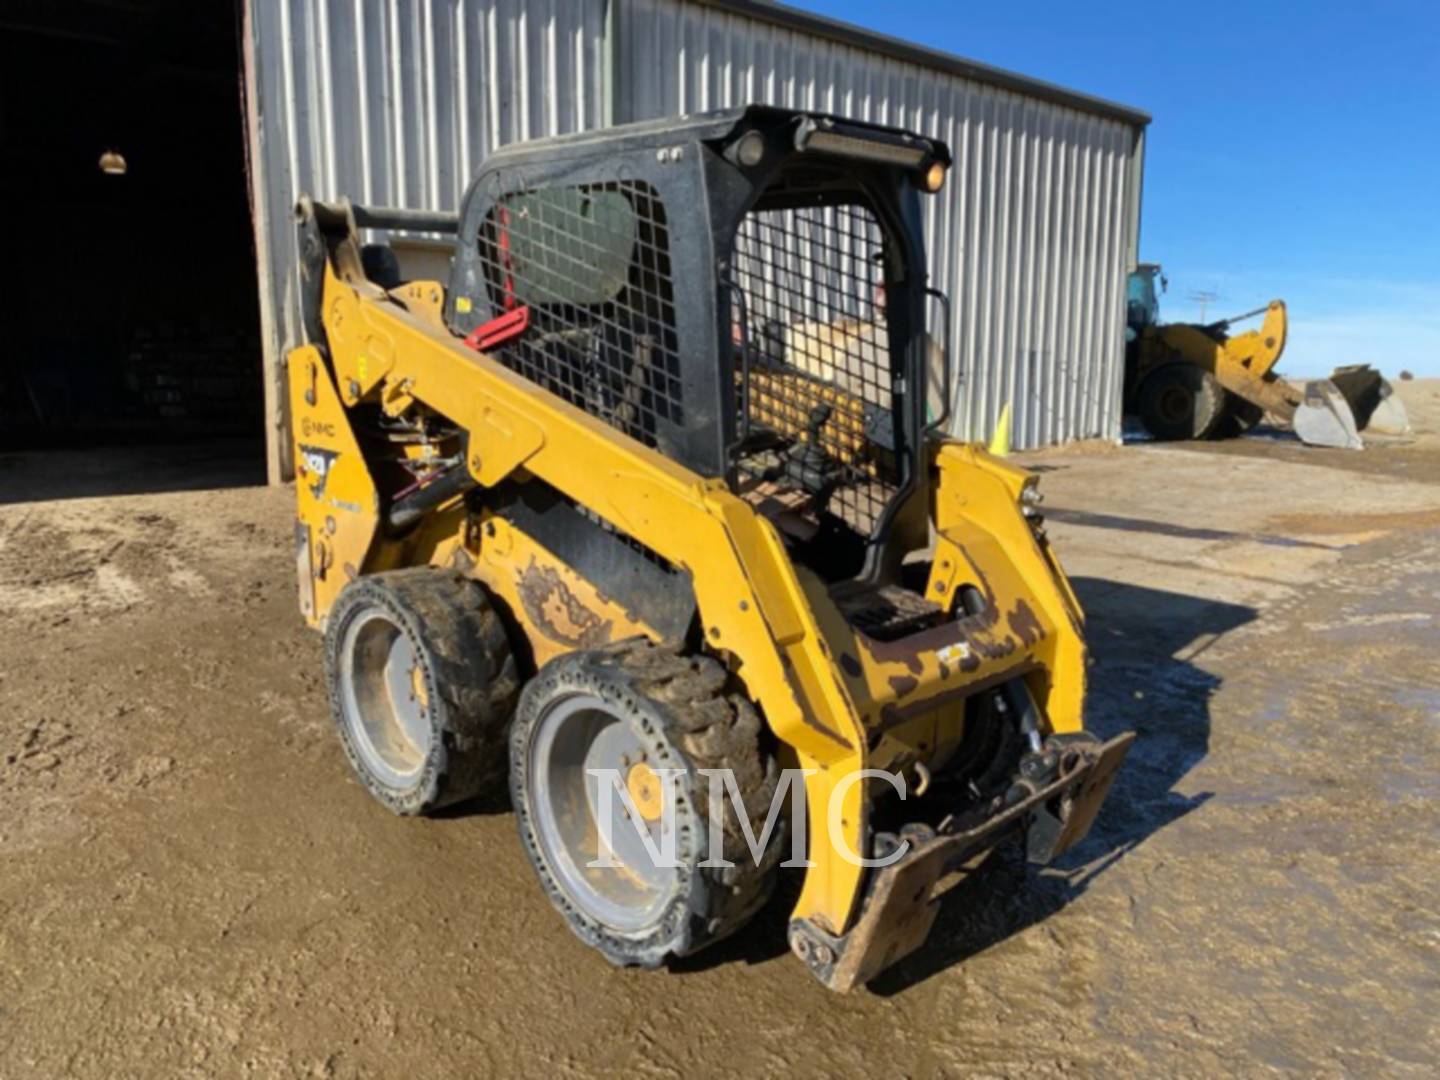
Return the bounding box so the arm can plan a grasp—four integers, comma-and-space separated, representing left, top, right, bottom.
298, 444, 340, 501
935, 641, 972, 665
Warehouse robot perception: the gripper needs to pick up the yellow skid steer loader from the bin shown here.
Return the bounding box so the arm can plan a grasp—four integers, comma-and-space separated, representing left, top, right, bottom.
288, 106, 1131, 991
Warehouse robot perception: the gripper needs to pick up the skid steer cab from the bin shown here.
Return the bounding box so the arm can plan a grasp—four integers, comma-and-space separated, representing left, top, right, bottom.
288, 105, 1132, 991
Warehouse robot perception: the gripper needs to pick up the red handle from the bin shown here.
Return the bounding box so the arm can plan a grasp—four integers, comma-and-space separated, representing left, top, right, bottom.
463, 305, 530, 353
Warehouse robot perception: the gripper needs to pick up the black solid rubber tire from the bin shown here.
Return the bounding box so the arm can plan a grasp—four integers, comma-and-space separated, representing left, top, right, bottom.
324, 568, 519, 816
510, 639, 782, 968
1211, 393, 1264, 439
1137, 364, 1225, 440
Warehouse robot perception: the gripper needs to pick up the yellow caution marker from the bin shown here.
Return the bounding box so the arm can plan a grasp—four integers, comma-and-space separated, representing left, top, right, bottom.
988, 402, 1013, 457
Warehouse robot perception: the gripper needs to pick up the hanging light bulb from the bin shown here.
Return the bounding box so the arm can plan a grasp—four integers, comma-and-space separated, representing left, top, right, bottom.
99, 150, 127, 176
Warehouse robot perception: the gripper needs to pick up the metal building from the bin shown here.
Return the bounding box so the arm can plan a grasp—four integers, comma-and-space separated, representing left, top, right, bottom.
244, 0, 1148, 480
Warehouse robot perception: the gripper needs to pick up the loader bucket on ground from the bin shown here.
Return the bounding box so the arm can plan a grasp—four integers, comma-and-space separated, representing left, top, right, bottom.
1292, 366, 1412, 449
1293, 380, 1363, 450
1365, 391, 1412, 435
1324, 368, 1405, 434
1327, 365, 1412, 435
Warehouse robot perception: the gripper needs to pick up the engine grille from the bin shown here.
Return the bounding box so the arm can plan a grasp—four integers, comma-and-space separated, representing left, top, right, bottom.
829, 580, 944, 641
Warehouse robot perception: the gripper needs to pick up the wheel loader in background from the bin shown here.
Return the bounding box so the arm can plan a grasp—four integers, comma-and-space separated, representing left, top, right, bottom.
1124, 263, 1410, 448
288, 106, 1131, 992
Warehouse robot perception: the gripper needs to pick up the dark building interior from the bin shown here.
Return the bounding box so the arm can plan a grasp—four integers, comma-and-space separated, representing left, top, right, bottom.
0, 0, 264, 472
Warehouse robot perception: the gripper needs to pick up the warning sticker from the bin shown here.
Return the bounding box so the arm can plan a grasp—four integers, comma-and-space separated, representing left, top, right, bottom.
936, 641, 972, 665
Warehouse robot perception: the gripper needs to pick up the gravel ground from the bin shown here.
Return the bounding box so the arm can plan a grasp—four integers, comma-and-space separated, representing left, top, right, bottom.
1, 384, 1436, 1077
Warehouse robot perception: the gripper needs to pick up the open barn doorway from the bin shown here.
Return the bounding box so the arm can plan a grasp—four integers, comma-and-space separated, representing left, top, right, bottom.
0, 0, 264, 501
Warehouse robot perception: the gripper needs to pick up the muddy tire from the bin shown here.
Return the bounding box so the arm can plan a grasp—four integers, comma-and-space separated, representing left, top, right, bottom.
510, 640, 782, 968
324, 568, 519, 816
1137, 364, 1225, 440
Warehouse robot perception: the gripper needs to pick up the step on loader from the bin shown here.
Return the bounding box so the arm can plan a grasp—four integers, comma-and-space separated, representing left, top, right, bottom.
289, 106, 1132, 991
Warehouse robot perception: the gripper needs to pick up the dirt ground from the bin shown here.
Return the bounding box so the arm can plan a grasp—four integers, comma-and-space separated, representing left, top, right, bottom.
2, 383, 1437, 1077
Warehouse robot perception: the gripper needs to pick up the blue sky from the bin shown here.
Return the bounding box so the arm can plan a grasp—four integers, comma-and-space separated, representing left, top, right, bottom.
805, 0, 1440, 376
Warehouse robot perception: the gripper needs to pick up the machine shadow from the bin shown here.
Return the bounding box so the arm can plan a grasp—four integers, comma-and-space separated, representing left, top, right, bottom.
682, 577, 1259, 988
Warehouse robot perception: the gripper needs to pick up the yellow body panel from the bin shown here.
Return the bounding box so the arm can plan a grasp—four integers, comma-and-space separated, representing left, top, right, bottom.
290, 243, 1089, 936
1141, 300, 1301, 418
288, 344, 379, 625
470, 511, 659, 669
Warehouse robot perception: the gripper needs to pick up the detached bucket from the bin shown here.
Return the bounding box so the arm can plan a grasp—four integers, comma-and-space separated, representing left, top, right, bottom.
1292, 366, 1412, 448
1365, 390, 1412, 435
1329, 365, 1413, 434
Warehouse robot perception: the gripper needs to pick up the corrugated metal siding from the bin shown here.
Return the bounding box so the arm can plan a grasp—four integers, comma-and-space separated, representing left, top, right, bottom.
245, 0, 1144, 477
245, 0, 607, 477
616, 0, 1141, 448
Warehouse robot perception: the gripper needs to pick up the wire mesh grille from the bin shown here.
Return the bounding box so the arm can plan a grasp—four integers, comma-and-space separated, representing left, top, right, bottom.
475, 181, 681, 449
731, 202, 899, 537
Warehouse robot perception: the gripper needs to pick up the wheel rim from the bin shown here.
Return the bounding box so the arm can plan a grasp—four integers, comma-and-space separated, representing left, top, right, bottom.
528, 692, 681, 933
1157, 383, 1193, 425
339, 610, 432, 789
